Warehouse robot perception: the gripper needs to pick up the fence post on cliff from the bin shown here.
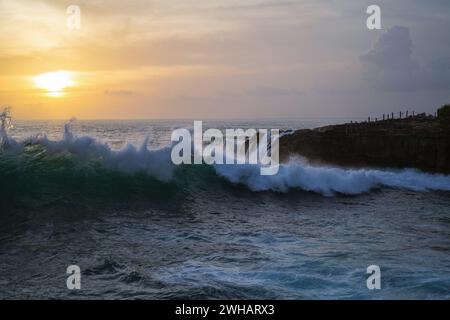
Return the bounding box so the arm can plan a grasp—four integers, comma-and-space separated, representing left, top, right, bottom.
400, 111, 402, 119
406, 110, 409, 118
391, 112, 394, 119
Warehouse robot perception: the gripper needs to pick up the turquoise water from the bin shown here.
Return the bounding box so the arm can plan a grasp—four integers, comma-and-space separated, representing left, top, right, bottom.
1, 119, 449, 299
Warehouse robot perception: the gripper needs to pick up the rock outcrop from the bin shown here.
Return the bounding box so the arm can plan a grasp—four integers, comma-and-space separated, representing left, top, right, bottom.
280, 115, 450, 173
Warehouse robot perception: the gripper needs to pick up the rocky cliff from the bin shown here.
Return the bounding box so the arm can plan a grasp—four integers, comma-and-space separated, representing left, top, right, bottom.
280, 115, 450, 173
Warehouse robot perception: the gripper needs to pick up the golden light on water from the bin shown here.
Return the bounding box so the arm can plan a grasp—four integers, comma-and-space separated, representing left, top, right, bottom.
33, 71, 74, 97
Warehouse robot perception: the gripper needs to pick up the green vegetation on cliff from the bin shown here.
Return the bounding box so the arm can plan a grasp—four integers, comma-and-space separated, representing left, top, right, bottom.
438, 104, 450, 125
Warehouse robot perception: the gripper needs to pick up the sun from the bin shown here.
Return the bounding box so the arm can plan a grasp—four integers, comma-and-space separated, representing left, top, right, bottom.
33, 71, 74, 97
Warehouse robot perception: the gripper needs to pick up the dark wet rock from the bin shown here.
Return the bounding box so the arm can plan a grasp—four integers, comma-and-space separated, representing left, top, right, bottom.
280, 114, 450, 173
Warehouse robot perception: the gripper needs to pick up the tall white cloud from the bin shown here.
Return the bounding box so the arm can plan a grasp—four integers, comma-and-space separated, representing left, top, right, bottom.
361, 26, 450, 91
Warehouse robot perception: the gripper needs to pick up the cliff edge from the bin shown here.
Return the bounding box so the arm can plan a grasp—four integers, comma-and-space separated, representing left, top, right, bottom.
280, 107, 450, 173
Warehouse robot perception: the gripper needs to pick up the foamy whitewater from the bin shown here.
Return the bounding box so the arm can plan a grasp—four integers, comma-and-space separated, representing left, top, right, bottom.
1, 115, 450, 299
2, 115, 450, 196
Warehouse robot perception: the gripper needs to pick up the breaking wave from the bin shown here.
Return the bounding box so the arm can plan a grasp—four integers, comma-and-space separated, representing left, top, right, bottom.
214, 162, 450, 196
1, 113, 450, 198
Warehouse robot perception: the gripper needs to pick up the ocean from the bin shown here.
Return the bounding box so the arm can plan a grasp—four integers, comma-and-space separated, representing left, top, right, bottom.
1, 118, 450, 299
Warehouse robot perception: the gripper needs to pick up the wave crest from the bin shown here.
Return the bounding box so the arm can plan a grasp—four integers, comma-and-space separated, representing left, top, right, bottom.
1, 112, 450, 196
215, 160, 450, 196
3, 117, 175, 182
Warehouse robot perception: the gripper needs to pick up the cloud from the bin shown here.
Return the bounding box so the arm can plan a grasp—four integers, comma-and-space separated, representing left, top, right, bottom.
360, 26, 450, 91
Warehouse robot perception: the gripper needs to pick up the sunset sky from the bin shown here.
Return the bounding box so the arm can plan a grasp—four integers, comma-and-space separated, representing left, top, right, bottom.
1, 0, 449, 119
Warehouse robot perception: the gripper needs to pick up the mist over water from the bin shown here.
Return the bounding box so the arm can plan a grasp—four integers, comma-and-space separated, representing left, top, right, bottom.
1, 118, 450, 299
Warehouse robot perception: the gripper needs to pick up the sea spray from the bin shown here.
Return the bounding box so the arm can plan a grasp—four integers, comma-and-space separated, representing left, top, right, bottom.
37, 121, 176, 181
214, 159, 450, 195
1, 109, 450, 196
0, 107, 13, 148
171, 121, 280, 175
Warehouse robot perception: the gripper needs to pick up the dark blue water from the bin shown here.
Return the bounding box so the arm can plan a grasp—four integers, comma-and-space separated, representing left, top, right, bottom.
1, 120, 449, 299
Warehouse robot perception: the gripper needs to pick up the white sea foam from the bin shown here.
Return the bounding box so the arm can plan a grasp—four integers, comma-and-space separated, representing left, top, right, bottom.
2, 110, 450, 195
214, 160, 450, 195
4, 117, 175, 181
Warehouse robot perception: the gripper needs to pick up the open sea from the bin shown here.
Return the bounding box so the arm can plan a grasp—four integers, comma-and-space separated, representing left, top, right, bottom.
1, 118, 450, 299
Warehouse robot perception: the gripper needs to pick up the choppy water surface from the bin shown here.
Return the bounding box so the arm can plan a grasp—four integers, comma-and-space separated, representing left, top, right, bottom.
1, 119, 449, 299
